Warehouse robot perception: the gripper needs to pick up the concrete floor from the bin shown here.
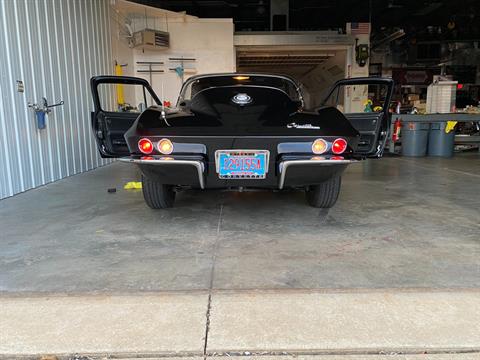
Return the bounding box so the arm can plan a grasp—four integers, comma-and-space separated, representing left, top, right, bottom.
0, 153, 479, 293
1, 153, 480, 358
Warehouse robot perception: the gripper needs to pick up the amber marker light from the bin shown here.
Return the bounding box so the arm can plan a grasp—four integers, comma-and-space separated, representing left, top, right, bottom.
138, 138, 153, 155
158, 138, 174, 155
233, 76, 250, 81
312, 138, 328, 154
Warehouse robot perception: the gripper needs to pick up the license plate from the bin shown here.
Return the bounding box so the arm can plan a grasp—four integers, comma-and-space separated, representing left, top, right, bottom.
216, 150, 269, 179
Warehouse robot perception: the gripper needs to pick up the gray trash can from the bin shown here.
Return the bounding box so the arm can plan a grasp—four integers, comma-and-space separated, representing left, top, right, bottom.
401, 122, 430, 157
428, 122, 455, 157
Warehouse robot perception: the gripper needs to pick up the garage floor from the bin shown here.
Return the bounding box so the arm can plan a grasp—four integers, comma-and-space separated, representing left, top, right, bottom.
0, 153, 479, 293
1, 153, 480, 358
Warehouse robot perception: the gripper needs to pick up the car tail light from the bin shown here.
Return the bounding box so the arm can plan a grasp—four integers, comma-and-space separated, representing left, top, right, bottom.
332, 138, 347, 154
138, 138, 153, 154
312, 138, 328, 154
158, 138, 173, 154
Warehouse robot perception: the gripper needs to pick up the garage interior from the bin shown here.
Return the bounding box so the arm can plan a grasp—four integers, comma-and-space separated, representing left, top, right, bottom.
0, 0, 480, 359
235, 42, 350, 108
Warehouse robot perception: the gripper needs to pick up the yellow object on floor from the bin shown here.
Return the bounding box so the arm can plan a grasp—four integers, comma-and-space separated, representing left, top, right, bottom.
445, 121, 457, 133
124, 181, 142, 190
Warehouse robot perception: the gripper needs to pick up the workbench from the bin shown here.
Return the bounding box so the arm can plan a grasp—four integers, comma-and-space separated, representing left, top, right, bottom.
389, 113, 480, 153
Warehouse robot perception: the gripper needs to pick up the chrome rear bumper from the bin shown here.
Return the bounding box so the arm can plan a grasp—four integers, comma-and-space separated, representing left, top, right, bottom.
120, 155, 356, 190
278, 158, 357, 189
119, 157, 205, 189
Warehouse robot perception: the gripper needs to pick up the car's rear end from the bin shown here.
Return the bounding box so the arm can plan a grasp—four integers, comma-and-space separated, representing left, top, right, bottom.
121, 83, 360, 192
90, 73, 393, 209
122, 134, 358, 191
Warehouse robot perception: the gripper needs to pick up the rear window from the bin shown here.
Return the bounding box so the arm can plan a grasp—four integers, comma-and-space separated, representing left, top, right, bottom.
179, 75, 301, 103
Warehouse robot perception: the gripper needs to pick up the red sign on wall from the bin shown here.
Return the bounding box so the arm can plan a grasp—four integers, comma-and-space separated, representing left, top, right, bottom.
392, 68, 438, 85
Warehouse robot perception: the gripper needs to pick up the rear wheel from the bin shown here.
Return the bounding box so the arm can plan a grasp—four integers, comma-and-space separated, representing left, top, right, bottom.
142, 175, 175, 209
305, 176, 341, 208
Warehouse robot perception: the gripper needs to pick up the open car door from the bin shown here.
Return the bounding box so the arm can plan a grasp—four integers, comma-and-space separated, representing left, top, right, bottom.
322, 77, 394, 157
90, 76, 161, 158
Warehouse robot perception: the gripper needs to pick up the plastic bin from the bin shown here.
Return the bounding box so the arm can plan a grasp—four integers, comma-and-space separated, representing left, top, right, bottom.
428, 122, 455, 157
401, 122, 430, 157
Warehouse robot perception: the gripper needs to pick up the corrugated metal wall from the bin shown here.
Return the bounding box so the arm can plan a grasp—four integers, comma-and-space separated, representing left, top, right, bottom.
0, 0, 114, 200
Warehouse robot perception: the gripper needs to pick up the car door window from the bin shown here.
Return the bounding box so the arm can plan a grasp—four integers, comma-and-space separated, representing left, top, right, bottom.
97, 83, 151, 113
324, 83, 390, 114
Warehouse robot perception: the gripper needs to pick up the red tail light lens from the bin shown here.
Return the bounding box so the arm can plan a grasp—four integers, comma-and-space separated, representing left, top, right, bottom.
138, 138, 153, 154
332, 138, 347, 154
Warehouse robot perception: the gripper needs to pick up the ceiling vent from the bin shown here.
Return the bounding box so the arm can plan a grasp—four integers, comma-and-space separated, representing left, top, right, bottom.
131, 29, 169, 50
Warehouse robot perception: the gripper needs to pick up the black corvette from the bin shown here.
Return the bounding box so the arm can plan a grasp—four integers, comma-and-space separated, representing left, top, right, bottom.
90, 73, 393, 209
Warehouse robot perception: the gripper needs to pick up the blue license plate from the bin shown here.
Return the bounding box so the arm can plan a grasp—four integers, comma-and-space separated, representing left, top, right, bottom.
217, 150, 268, 179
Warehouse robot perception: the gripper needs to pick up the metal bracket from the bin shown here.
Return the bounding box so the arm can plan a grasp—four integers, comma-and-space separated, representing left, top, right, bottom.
28, 97, 64, 129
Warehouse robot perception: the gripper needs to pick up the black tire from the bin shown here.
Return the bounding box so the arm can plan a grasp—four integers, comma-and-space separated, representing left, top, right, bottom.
305, 176, 341, 208
142, 175, 175, 209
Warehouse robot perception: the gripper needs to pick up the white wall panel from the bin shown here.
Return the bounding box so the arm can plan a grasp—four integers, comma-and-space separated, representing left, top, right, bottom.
0, 0, 114, 199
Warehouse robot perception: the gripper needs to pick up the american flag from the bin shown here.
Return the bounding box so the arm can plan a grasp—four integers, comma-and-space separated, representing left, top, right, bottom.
350, 22, 370, 35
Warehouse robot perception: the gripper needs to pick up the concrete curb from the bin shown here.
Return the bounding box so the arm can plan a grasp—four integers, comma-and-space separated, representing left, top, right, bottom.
1, 291, 479, 358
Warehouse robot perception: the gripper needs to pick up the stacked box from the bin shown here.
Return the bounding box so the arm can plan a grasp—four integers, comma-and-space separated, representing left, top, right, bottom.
413, 100, 427, 113
407, 94, 420, 102
426, 81, 457, 113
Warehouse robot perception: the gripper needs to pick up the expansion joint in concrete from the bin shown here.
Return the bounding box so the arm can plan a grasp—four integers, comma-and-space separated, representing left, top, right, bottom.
203, 202, 224, 359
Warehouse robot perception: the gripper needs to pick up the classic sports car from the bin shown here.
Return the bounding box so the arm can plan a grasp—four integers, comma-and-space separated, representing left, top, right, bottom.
90, 73, 393, 209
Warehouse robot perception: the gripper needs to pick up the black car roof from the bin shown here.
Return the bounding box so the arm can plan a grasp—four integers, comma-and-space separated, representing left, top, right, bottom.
183, 72, 301, 89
